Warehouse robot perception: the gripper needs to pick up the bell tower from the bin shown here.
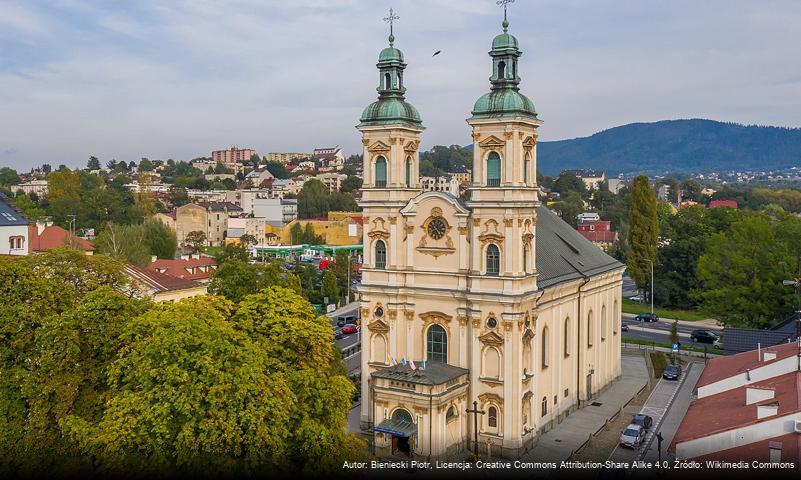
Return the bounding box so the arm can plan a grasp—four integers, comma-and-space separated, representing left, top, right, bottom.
466, 7, 541, 287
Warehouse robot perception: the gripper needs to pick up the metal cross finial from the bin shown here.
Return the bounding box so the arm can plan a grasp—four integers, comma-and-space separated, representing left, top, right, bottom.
384, 7, 400, 43
497, 0, 515, 31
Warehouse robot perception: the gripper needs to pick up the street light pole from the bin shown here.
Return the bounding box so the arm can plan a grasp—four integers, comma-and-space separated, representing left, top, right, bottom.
650, 259, 654, 316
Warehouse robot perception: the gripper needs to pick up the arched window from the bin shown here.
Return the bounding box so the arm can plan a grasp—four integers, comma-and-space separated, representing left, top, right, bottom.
483, 347, 500, 378
427, 324, 447, 363
487, 152, 501, 186
488, 406, 498, 428
541, 327, 549, 369
374, 240, 386, 269
587, 310, 594, 348
601, 305, 607, 341
541, 397, 548, 417
392, 408, 413, 424
446, 406, 456, 421
498, 61, 506, 79
563, 317, 571, 358
405, 156, 412, 186
613, 300, 619, 335
522, 246, 528, 274
375, 156, 387, 187
384, 72, 391, 90
524, 152, 531, 184
486, 244, 500, 276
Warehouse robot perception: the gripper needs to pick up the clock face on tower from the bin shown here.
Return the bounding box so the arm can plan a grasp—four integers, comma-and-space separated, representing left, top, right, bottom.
427, 218, 447, 240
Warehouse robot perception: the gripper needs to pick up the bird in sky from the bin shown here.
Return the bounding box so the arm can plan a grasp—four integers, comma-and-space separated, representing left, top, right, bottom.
432, 50, 441, 57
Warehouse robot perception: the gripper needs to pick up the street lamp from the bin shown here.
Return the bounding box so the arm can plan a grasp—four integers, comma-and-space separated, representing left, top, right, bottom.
647, 259, 654, 315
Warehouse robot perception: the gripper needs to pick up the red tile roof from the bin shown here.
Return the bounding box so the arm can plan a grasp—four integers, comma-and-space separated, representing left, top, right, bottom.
672, 371, 801, 447
695, 341, 801, 390
29, 225, 94, 252
577, 230, 617, 243
710, 199, 738, 209
691, 433, 801, 464
124, 264, 203, 293
147, 257, 217, 281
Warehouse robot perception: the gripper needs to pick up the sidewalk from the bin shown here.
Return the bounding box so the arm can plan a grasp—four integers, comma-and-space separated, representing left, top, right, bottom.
326, 300, 359, 318
520, 352, 650, 467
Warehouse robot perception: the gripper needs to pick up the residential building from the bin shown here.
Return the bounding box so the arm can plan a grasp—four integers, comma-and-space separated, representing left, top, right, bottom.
671, 339, 801, 463
577, 212, 600, 223
186, 189, 229, 203
251, 198, 285, 224
449, 166, 472, 184
175, 202, 243, 247
264, 211, 362, 246
561, 169, 606, 191
212, 147, 257, 165
316, 172, 348, 193
28, 223, 94, 254
0, 193, 29, 256
266, 152, 312, 164
16, 179, 49, 196
576, 220, 617, 251
420, 175, 460, 196
124, 264, 207, 302
357, 24, 623, 460
153, 211, 176, 232
657, 184, 672, 202
281, 199, 298, 223
226, 217, 268, 245
313, 146, 345, 168
147, 255, 218, 284
298, 160, 316, 170
607, 178, 624, 194
244, 168, 275, 186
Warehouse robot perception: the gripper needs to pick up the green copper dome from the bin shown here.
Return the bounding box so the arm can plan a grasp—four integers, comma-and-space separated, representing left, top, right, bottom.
359, 33, 423, 128
492, 32, 518, 51
472, 90, 535, 118
379, 45, 404, 63
470, 18, 537, 120
360, 98, 422, 126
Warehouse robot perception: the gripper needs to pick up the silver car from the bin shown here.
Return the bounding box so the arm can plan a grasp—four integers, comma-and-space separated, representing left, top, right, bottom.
619, 423, 645, 448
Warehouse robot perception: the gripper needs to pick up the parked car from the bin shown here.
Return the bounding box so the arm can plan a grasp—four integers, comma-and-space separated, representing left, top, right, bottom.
628, 295, 643, 302
635, 313, 659, 322
663, 363, 682, 380
619, 424, 646, 448
690, 329, 718, 344
621, 324, 630, 332
333, 330, 345, 340
340, 325, 359, 335
632, 414, 653, 431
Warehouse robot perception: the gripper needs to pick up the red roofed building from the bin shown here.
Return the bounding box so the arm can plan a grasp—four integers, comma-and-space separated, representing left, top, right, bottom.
28, 223, 94, 254
671, 339, 801, 465
124, 264, 207, 302
576, 220, 617, 251
147, 255, 218, 283
709, 199, 738, 209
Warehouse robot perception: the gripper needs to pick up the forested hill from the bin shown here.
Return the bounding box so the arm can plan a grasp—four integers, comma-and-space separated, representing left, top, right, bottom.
535, 119, 801, 176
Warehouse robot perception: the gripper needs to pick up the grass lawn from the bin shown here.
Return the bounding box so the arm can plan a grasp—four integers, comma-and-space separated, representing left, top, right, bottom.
622, 298, 710, 322
649, 352, 668, 378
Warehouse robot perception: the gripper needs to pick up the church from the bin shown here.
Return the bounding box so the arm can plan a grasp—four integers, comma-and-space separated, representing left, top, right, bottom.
357, 12, 625, 460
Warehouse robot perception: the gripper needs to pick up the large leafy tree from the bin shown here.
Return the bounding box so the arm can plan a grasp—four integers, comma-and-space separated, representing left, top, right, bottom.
47, 169, 82, 226
696, 213, 798, 328
208, 259, 283, 302
553, 191, 584, 228
320, 269, 339, 305
95, 222, 151, 267
626, 176, 659, 298
141, 217, 177, 260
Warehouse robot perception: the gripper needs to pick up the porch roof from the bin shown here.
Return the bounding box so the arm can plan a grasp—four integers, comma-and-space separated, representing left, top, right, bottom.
374, 418, 418, 437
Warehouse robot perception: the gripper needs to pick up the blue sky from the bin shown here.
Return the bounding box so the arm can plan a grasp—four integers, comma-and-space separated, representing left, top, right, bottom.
1, 0, 800, 170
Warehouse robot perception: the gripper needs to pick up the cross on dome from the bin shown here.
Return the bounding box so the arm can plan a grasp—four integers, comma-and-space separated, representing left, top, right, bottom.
497, 0, 514, 32
383, 7, 400, 45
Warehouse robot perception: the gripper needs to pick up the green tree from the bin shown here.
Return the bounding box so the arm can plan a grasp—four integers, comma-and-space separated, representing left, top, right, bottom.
340, 175, 363, 193
264, 161, 291, 179
47, 169, 81, 226
298, 179, 329, 219
11, 194, 46, 221
214, 242, 250, 264
553, 191, 584, 228
290, 222, 304, 244
627, 176, 659, 299
95, 223, 151, 267
138, 158, 153, 171
681, 179, 702, 202
0, 167, 20, 186
695, 213, 797, 328
141, 217, 177, 260
332, 250, 355, 303
239, 233, 258, 247
208, 259, 283, 302
553, 173, 587, 196
184, 230, 207, 253
86, 156, 101, 170
320, 269, 339, 305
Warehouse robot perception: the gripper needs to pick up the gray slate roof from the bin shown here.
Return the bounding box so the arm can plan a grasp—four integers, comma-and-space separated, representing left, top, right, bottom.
372, 362, 468, 386
535, 206, 624, 288
0, 193, 28, 226
722, 314, 800, 355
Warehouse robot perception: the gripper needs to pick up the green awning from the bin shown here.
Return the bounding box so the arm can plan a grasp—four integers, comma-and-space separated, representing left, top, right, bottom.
374, 419, 417, 437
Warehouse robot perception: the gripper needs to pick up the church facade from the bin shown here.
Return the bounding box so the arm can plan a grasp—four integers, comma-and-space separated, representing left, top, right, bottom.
357, 17, 625, 460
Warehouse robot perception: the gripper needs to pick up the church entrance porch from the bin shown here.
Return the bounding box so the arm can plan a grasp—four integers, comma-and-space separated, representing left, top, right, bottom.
370, 362, 470, 460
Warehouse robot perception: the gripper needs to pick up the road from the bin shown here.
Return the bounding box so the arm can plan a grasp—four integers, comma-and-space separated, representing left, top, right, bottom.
621, 313, 721, 347
326, 302, 361, 374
